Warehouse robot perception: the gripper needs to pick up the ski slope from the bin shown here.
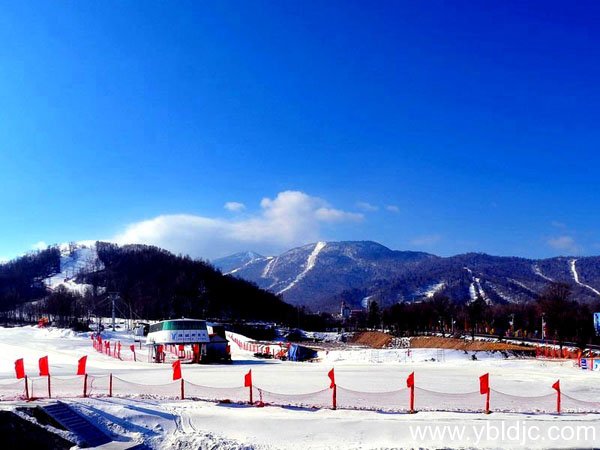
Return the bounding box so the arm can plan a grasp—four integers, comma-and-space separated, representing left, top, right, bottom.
44, 244, 102, 294
277, 241, 326, 294
533, 264, 555, 282
570, 259, 600, 297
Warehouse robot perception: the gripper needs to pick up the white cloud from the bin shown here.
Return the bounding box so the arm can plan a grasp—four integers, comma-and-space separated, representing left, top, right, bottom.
547, 235, 580, 254
410, 234, 442, 247
356, 201, 379, 212
31, 241, 48, 251
315, 207, 363, 222
224, 201, 246, 212
114, 190, 363, 259
386, 205, 400, 213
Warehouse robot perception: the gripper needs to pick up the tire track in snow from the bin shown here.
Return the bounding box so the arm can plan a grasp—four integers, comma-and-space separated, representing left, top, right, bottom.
278, 242, 326, 294
569, 259, 600, 297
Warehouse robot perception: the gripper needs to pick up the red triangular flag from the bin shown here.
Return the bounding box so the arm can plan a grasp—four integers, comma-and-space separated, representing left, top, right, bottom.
130, 344, 135, 352
15, 359, 25, 379
328, 368, 335, 388
552, 380, 560, 392
39, 355, 50, 377
479, 373, 489, 394
77, 356, 87, 376
172, 360, 182, 380
244, 369, 252, 387
407, 372, 415, 388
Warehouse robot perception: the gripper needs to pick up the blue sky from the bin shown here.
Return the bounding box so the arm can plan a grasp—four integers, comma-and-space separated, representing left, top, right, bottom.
1, 1, 599, 260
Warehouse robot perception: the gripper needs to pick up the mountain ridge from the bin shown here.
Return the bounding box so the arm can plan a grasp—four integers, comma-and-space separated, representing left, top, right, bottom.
213, 241, 600, 311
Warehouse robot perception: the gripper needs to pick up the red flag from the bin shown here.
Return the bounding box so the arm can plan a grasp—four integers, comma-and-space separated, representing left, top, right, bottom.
552, 380, 560, 392
15, 359, 25, 379
479, 373, 489, 394
406, 372, 415, 388
39, 355, 50, 376
130, 344, 135, 352
244, 369, 252, 387
172, 360, 182, 380
328, 368, 335, 388
77, 356, 87, 376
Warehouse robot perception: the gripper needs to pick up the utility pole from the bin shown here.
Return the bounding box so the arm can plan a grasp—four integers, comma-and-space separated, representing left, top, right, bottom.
109, 292, 119, 331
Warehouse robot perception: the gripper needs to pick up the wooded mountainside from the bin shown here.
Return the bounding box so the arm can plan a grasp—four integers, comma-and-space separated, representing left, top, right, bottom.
0, 243, 296, 324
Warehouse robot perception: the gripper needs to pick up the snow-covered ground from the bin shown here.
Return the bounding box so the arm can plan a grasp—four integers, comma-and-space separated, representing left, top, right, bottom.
1, 326, 599, 449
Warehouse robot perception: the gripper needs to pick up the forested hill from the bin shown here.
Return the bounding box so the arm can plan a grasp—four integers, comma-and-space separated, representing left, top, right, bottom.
0, 248, 60, 311
0, 242, 295, 323
88, 242, 294, 321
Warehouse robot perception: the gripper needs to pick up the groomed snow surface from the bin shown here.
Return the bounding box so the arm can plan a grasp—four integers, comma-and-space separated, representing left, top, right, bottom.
1, 326, 599, 449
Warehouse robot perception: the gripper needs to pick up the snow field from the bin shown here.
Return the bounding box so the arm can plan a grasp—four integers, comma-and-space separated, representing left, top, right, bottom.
1, 326, 600, 448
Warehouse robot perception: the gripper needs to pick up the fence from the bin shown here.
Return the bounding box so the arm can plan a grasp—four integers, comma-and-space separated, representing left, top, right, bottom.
2, 373, 600, 415
226, 332, 287, 358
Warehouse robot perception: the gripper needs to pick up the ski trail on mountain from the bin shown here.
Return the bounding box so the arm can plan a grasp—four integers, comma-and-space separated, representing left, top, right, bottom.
261, 257, 276, 278
464, 267, 489, 303
278, 242, 327, 294
569, 259, 600, 297
44, 245, 102, 294
225, 256, 262, 275
532, 264, 554, 282
424, 282, 445, 298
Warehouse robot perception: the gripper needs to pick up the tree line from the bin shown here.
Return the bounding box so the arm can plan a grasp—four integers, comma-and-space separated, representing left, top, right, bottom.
378, 282, 599, 348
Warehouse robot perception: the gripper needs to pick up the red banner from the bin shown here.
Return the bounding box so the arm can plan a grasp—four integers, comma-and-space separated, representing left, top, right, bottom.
14, 358, 25, 379
77, 356, 87, 376
552, 380, 560, 392
172, 360, 182, 380
406, 372, 415, 388
328, 368, 335, 388
39, 355, 50, 376
479, 373, 489, 394
244, 369, 252, 387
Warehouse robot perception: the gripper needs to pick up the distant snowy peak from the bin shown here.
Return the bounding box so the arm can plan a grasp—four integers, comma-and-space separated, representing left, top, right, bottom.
218, 240, 435, 310
212, 251, 266, 274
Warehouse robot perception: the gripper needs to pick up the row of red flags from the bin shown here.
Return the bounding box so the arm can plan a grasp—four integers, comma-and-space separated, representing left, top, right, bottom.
156, 364, 565, 396
478, 372, 560, 394
14, 356, 87, 379
14, 358, 562, 397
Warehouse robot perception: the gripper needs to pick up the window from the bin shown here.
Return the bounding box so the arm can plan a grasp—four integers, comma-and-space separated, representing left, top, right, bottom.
149, 322, 163, 333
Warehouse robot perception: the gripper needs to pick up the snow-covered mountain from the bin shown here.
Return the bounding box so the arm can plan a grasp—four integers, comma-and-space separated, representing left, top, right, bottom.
214, 241, 600, 312
213, 241, 436, 310
13, 240, 600, 314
